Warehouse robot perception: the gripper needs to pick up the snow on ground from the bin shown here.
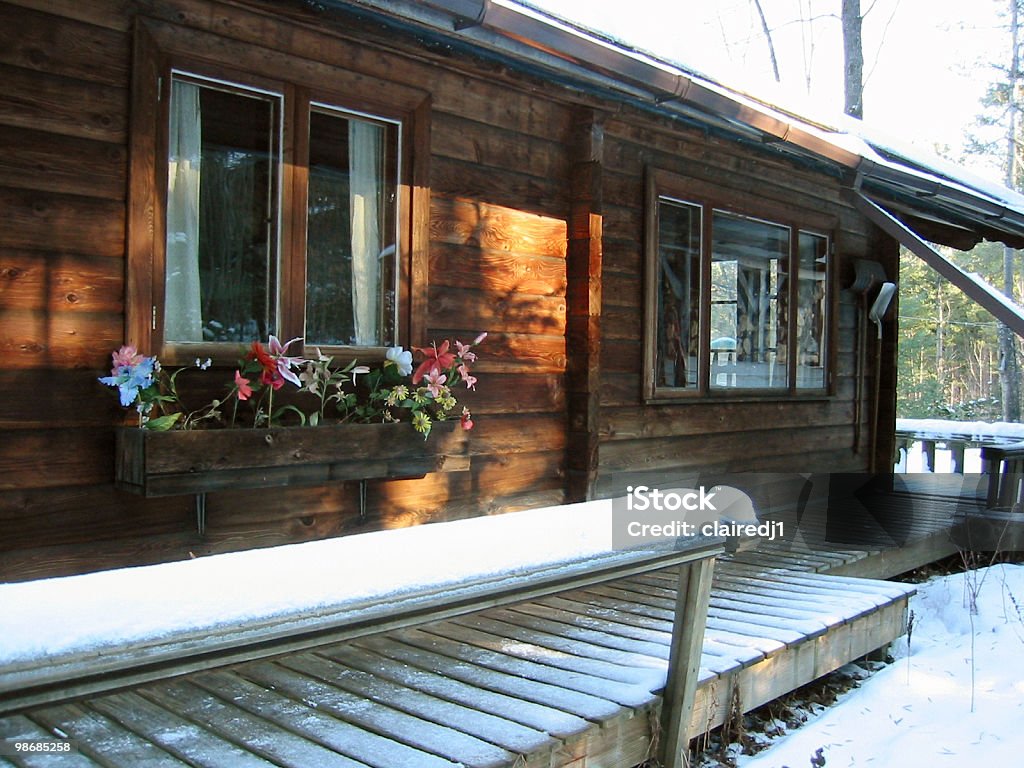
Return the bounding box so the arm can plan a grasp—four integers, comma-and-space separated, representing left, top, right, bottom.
735, 563, 1024, 767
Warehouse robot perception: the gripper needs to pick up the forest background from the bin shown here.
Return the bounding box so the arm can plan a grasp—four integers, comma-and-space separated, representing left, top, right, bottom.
534, 0, 1024, 422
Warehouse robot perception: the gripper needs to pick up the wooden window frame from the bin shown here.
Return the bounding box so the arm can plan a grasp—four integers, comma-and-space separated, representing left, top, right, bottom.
643, 167, 837, 402
126, 19, 431, 365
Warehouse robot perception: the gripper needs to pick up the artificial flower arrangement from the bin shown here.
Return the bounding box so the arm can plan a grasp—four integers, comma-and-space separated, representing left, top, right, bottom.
99, 333, 486, 439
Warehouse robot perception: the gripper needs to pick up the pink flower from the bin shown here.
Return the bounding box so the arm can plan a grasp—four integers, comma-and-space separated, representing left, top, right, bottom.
423, 368, 447, 398
458, 364, 477, 390
412, 341, 456, 384
267, 335, 304, 387
110, 345, 143, 374
473, 332, 488, 345
234, 370, 253, 401
460, 407, 474, 431
455, 340, 477, 363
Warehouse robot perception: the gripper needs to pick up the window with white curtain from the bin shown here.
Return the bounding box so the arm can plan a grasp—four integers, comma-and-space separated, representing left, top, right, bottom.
162, 71, 401, 351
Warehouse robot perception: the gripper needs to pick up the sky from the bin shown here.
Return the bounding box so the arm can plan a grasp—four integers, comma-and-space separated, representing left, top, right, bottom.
528, 0, 1010, 182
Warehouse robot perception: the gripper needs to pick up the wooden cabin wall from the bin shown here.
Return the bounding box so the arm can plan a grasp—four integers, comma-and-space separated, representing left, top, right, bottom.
0, 0, 573, 581
0, 0, 898, 582
594, 111, 898, 499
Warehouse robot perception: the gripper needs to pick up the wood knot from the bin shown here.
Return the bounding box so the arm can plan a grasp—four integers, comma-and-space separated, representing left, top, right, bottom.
263, 433, 274, 445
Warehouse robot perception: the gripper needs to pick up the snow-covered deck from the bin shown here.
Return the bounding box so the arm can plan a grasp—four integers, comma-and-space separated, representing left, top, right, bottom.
0, 483, 974, 767
0, 554, 920, 768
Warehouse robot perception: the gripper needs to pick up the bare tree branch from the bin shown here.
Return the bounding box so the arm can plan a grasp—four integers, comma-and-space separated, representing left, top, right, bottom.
750, 0, 781, 82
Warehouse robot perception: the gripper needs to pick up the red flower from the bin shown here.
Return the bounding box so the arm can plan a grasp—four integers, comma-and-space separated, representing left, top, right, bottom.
260, 368, 285, 390
412, 340, 456, 384
248, 341, 277, 377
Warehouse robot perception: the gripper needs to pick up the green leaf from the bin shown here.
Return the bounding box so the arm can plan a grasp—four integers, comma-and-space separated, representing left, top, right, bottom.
145, 413, 182, 431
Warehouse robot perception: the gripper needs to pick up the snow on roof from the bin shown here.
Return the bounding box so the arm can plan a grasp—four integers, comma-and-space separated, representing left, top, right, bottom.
413, 0, 1024, 240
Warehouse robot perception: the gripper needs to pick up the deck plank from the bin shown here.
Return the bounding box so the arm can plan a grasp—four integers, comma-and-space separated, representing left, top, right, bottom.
234, 660, 512, 768
322, 641, 590, 739
190, 668, 466, 768
138, 680, 372, 768
411, 621, 659, 707
28, 703, 186, 767
312, 645, 559, 756
85, 693, 279, 768
357, 632, 626, 722
0, 714, 99, 767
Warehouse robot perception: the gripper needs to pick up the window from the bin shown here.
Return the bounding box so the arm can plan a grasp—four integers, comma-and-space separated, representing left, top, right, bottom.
128, 22, 428, 363
644, 169, 833, 399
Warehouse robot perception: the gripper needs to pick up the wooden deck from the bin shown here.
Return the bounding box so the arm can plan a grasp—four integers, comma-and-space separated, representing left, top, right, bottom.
1, 484, 969, 768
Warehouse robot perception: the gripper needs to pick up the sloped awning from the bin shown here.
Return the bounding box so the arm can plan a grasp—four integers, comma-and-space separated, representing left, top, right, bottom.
854, 193, 1024, 338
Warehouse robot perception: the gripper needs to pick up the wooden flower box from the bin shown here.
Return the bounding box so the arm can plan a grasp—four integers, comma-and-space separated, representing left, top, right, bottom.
114, 421, 470, 498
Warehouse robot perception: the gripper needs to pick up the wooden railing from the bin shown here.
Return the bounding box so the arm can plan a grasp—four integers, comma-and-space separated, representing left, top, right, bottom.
895, 419, 1024, 511
894, 418, 1024, 474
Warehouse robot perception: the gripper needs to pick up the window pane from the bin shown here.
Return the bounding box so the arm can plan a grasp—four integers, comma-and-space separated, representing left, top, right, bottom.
710, 211, 789, 389
797, 232, 828, 388
165, 77, 279, 343
656, 199, 701, 389
306, 107, 399, 347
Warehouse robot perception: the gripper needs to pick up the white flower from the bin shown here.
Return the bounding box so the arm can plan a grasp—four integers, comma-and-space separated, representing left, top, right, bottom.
386, 346, 414, 376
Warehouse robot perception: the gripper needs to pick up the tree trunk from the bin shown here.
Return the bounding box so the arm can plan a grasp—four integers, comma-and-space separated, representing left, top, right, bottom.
1001, 0, 1021, 422
841, 0, 864, 118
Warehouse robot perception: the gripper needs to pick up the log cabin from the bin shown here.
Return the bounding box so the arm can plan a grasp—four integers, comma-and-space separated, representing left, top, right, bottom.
3, 0, 1024, 583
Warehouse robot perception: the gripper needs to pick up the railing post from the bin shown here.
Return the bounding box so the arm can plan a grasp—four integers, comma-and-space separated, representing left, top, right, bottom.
950, 441, 966, 474
660, 556, 715, 768
921, 440, 937, 472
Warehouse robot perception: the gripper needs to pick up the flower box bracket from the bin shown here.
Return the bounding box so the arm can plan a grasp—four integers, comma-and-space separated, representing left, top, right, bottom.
115, 422, 470, 533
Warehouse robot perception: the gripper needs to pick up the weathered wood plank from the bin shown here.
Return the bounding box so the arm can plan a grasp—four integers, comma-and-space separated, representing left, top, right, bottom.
2, 0, 132, 32
430, 195, 567, 258
235, 661, 513, 768
0, 127, 126, 201
431, 112, 569, 183
435, 614, 665, 695
88, 692, 280, 768
0, 187, 126, 258
431, 156, 568, 214
0, 308, 122, 371
598, 424, 855, 474
191, 668, 463, 768
429, 242, 567, 297
0, 429, 113, 490
295, 649, 558, 758
331, 640, 591, 739
140, 680, 371, 768
0, 249, 123, 314
0, 63, 125, 143
356, 633, 625, 723
0, 370, 122, 429
29, 703, 186, 767
114, 421, 469, 497
0, 4, 128, 87
428, 286, 565, 337
0, 714, 99, 767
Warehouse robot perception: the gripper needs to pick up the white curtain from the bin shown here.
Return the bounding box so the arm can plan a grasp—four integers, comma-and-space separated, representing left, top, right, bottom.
348, 120, 382, 346
165, 80, 203, 342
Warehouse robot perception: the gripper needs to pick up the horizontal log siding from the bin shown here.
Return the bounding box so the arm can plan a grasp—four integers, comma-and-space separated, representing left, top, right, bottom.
0, 0, 896, 580
0, 0, 572, 581
595, 114, 892, 495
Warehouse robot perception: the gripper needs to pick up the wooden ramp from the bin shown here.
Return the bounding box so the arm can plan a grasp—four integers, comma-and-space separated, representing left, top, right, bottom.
0, 556, 912, 768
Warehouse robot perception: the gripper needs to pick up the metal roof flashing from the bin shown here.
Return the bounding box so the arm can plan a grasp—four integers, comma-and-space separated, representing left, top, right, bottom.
333, 0, 1024, 247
